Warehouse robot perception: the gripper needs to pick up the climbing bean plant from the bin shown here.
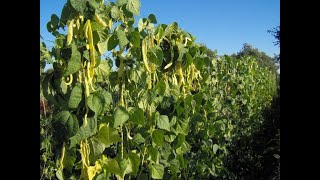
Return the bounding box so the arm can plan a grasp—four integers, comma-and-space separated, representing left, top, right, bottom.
41, 0, 277, 179
184, 55, 277, 178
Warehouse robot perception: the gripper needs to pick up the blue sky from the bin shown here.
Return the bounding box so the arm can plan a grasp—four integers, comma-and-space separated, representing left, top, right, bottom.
40, 0, 279, 57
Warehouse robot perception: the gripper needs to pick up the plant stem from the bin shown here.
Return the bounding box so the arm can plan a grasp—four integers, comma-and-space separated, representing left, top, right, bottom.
137, 146, 147, 179
121, 125, 124, 159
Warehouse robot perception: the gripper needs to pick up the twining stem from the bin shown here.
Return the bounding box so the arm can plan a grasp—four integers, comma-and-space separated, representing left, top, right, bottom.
153, 71, 156, 87
41, 98, 47, 118
79, 61, 92, 179
146, 103, 152, 128
83, 67, 90, 126
121, 125, 124, 159
80, 140, 91, 179
137, 146, 147, 179
60, 142, 66, 170
118, 56, 125, 159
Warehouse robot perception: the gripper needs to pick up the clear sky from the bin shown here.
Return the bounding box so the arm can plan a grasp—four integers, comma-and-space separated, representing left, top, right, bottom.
40, 0, 279, 57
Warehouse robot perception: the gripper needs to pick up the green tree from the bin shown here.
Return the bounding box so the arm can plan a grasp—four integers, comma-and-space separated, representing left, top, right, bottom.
268, 26, 280, 47
232, 43, 277, 73
200, 44, 218, 59
268, 26, 280, 63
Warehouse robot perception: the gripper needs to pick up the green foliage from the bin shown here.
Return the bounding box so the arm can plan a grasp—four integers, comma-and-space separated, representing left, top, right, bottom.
113, 106, 129, 127
224, 87, 280, 179
69, 116, 97, 148
68, 83, 83, 109
268, 26, 280, 63
127, 0, 141, 15
40, 1, 278, 179
268, 26, 280, 47
232, 43, 278, 74
149, 164, 164, 179
97, 124, 121, 146
40, 42, 52, 75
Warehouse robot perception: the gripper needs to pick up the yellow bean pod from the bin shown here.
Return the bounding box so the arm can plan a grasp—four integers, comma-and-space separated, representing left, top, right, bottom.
89, 67, 94, 81
94, 14, 107, 27
191, 64, 195, 82
60, 142, 66, 170
127, 133, 133, 140
86, 61, 94, 83
86, 62, 95, 92
78, 71, 82, 83
76, 18, 80, 29
184, 37, 191, 46
83, 20, 89, 39
142, 39, 151, 73
87, 20, 96, 67
84, 77, 90, 98
80, 141, 89, 168
79, 15, 84, 22
150, 35, 155, 47
176, 61, 184, 86
87, 161, 102, 180
147, 74, 152, 89
164, 62, 173, 70
65, 74, 73, 85
109, 19, 113, 30
150, 63, 155, 72
57, 59, 66, 69
172, 74, 178, 86
67, 19, 74, 45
